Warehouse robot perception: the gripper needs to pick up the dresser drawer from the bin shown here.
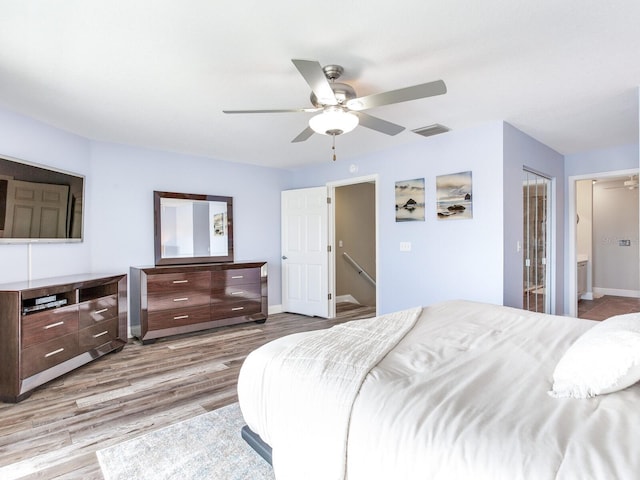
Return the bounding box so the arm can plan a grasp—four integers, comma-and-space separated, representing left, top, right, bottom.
147, 271, 210, 295
79, 294, 118, 329
79, 318, 118, 351
147, 290, 211, 312
212, 268, 260, 288
147, 271, 211, 311
147, 305, 211, 331
210, 298, 262, 320
211, 283, 261, 303
21, 306, 79, 348
21, 332, 79, 378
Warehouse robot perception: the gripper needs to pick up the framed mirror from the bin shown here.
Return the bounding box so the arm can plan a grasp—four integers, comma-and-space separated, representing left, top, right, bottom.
154, 191, 233, 266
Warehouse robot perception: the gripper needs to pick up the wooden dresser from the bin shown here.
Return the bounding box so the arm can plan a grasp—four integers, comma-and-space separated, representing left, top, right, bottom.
0, 273, 127, 403
130, 262, 267, 343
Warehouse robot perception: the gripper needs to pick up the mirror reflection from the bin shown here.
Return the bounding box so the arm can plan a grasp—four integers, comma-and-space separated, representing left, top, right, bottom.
160, 197, 229, 258
154, 191, 233, 265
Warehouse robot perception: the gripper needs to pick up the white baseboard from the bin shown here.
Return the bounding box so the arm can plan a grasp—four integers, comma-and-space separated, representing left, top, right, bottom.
336, 294, 360, 304
268, 295, 361, 316
592, 287, 640, 299
579, 292, 594, 300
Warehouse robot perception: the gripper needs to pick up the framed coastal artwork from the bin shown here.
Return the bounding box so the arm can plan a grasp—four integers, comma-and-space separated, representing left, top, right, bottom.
436, 171, 473, 220
395, 178, 425, 222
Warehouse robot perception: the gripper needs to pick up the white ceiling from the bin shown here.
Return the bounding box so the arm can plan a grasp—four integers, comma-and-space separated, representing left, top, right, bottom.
1, 1, 639, 169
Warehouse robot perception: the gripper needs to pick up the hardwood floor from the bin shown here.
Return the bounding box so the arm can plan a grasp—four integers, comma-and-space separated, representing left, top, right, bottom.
578, 295, 640, 320
0, 304, 376, 480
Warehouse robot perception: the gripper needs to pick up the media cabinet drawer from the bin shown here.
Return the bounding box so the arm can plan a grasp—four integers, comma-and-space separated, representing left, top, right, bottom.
147, 271, 210, 295
21, 332, 79, 378
79, 318, 118, 351
147, 305, 211, 330
79, 294, 118, 329
212, 268, 260, 287
21, 306, 79, 348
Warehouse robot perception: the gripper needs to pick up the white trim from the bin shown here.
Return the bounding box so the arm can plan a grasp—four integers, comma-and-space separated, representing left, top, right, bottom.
268, 304, 284, 315
327, 174, 379, 318
336, 294, 360, 304
567, 167, 639, 317
592, 287, 640, 298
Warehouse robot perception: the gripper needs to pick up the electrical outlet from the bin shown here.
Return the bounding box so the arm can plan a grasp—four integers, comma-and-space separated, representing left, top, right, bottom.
400, 241, 412, 252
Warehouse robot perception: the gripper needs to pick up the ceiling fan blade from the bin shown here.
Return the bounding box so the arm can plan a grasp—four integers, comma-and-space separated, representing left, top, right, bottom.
347, 79, 447, 110
356, 112, 405, 136
291, 59, 338, 106
292, 126, 315, 143
223, 107, 320, 114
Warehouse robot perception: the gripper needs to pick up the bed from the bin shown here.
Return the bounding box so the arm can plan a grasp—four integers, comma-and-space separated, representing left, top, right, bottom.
237, 300, 640, 480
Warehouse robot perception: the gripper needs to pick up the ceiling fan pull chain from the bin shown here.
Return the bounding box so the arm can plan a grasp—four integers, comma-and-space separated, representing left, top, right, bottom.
332, 133, 337, 161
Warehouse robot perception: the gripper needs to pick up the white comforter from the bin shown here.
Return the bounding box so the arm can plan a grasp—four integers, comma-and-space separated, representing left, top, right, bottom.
238, 300, 640, 480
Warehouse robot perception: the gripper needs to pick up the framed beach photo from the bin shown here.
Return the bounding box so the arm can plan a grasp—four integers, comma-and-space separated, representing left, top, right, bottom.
436, 171, 473, 220
395, 178, 425, 222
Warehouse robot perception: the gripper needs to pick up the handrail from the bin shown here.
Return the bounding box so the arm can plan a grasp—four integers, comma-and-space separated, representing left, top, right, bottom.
342, 252, 376, 286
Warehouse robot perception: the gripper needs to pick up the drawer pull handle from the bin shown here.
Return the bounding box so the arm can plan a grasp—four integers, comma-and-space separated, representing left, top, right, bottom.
174, 315, 189, 320
44, 321, 64, 329
93, 330, 109, 338
172, 280, 189, 284
173, 297, 189, 302
231, 275, 244, 279
94, 308, 109, 315
45, 348, 64, 358
231, 306, 245, 311
231, 291, 244, 295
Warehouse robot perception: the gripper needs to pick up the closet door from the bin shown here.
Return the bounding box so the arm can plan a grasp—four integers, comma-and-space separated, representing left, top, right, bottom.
523, 169, 551, 313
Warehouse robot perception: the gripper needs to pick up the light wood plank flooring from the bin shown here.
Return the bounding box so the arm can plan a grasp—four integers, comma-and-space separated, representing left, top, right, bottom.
0, 304, 376, 480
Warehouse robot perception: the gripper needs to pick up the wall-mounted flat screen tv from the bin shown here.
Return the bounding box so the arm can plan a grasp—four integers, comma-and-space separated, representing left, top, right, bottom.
0, 155, 84, 243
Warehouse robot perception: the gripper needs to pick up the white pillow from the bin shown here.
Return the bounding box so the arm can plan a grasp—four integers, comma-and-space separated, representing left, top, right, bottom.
549, 313, 640, 398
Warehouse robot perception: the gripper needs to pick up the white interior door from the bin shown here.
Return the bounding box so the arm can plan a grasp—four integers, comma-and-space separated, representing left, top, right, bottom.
281, 187, 329, 317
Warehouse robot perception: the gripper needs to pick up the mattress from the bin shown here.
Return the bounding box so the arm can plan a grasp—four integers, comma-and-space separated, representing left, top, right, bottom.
237, 300, 640, 479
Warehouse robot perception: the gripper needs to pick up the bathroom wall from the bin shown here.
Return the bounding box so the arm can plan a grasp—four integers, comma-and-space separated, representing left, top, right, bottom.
592, 179, 639, 296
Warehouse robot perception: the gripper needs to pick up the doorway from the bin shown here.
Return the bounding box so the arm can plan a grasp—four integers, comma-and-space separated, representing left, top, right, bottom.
566, 169, 640, 318
571, 170, 640, 319
522, 169, 552, 314
332, 180, 377, 316
281, 175, 378, 318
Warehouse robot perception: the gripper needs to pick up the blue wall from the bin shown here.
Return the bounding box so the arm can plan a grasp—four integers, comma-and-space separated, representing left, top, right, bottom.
0, 108, 289, 309
290, 122, 506, 314
0, 108, 92, 282
3, 104, 631, 316
503, 123, 565, 313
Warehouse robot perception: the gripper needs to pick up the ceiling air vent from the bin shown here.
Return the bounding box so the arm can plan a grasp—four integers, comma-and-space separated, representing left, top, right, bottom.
412, 124, 450, 137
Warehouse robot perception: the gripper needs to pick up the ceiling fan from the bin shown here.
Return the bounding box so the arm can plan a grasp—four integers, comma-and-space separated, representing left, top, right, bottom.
223, 59, 447, 144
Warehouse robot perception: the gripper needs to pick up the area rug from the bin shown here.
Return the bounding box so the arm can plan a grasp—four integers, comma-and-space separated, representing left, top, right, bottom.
97, 403, 274, 480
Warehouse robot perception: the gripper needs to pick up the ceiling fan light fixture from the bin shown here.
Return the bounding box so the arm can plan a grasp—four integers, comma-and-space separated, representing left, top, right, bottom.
309, 107, 359, 136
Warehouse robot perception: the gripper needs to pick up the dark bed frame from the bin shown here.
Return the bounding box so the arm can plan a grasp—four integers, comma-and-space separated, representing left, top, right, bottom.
241, 425, 273, 465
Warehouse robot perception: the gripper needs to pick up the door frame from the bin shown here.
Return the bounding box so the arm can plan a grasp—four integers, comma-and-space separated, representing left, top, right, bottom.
566, 167, 639, 317
327, 174, 379, 318
522, 167, 556, 314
